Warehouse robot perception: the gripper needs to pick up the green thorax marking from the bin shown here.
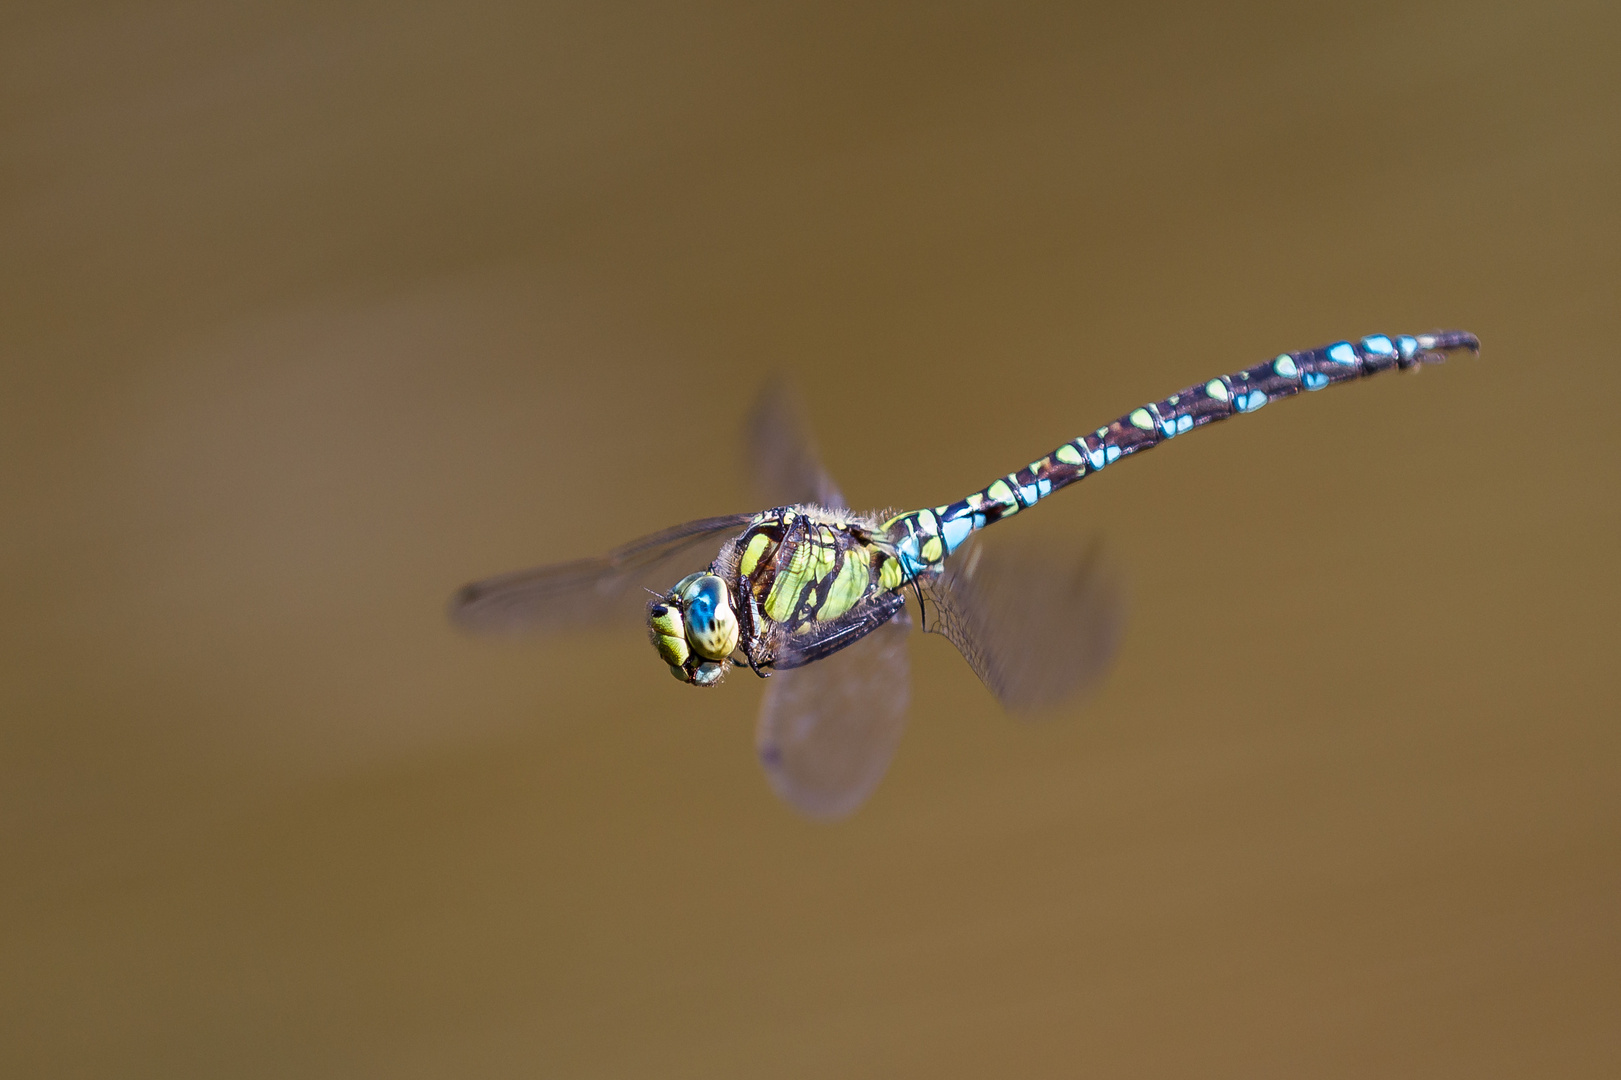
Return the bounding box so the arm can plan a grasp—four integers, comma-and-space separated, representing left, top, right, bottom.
727, 508, 893, 632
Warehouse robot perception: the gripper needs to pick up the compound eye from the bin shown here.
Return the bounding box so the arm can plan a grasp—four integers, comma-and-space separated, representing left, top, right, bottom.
679, 574, 739, 661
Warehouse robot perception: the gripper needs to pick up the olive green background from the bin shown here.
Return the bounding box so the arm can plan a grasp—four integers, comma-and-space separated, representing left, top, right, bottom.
3, 1, 1617, 1076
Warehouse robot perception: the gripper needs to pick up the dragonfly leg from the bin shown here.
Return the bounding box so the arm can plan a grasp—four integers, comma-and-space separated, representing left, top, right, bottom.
909, 578, 928, 632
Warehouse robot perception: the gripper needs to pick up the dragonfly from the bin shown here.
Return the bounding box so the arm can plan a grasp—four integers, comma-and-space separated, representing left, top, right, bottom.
452, 330, 1479, 818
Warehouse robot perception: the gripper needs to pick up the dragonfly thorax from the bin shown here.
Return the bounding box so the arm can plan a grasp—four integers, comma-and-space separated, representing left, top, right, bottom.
649, 506, 916, 688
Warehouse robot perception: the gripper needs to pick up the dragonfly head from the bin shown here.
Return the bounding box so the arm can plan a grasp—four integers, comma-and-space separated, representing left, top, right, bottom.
647, 572, 739, 686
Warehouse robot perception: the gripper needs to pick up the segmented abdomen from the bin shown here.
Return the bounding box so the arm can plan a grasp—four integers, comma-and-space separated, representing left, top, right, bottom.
884, 330, 1479, 573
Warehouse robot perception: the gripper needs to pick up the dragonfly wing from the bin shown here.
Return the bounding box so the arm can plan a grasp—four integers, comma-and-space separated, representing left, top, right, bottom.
745, 377, 847, 510
919, 534, 1126, 714
449, 513, 757, 634
756, 609, 911, 819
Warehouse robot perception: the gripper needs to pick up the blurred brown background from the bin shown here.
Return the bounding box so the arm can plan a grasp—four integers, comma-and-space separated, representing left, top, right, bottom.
3, 1, 1618, 1076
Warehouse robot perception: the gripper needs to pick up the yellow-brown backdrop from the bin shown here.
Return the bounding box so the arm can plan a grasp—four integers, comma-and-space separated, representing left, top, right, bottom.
3, 1, 1617, 1076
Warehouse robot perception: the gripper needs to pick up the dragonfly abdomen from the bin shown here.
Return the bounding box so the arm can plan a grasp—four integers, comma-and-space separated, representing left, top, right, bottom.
883, 331, 1479, 569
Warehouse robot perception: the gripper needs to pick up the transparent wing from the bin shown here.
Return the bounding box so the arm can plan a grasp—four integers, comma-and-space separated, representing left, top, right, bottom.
748, 378, 910, 818
919, 534, 1126, 714
449, 513, 756, 634
756, 609, 911, 819
745, 377, 847, 510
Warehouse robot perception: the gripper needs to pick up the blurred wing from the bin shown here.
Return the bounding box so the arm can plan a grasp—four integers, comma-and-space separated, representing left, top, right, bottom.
745, 377, 847, 510
449, 513, 756, 634
919, 534, 1126, 714
756, 609, 911, 819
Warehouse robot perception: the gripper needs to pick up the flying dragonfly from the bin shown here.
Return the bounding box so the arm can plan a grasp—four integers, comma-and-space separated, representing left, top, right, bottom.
451, 330, 1479, 818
